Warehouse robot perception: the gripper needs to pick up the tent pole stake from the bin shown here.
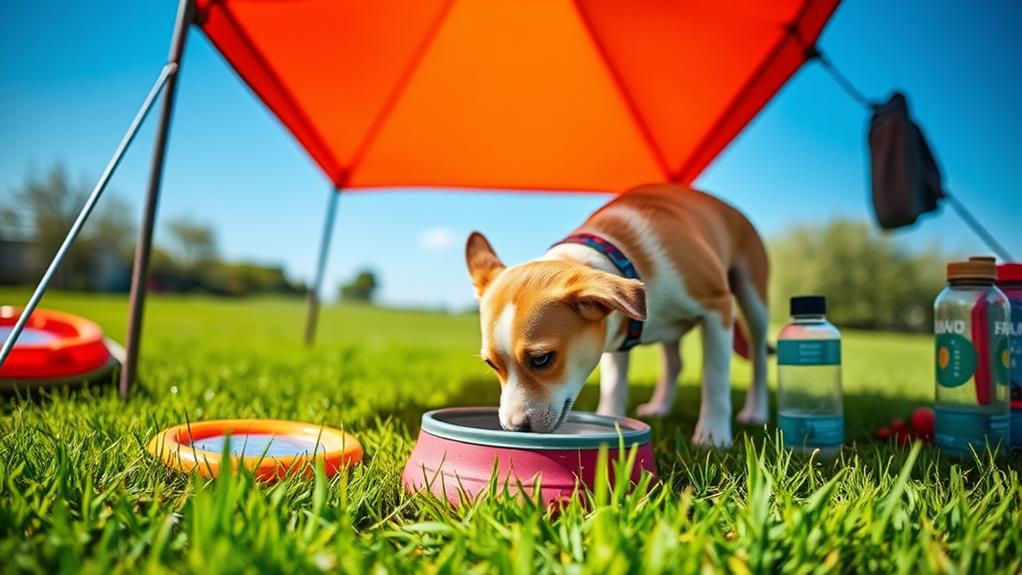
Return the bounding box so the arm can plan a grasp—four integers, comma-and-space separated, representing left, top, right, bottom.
119, 0, 195, 400
305, 186, 342, 346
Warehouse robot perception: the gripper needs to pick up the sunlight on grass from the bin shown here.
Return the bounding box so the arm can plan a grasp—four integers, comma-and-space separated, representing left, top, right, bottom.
1, 290, 1019, 573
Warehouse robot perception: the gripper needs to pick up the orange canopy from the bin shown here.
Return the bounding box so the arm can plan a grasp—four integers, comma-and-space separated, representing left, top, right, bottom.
195, 0, 838, 192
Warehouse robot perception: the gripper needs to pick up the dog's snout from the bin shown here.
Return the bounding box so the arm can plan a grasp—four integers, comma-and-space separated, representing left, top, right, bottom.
503, 415, 531, 432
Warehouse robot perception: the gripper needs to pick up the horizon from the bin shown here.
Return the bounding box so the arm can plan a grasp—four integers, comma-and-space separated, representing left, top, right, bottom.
1, 1, 1019, 309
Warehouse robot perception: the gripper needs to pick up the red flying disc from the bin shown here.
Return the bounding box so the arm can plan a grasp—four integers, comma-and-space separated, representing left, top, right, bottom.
0, 306, 114, 381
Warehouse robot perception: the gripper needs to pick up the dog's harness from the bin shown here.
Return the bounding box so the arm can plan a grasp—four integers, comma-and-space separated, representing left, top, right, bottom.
553, 233, 644, 351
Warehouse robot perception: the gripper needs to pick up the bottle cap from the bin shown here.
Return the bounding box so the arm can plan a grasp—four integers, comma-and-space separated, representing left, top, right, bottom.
998, 263, 1022, 284
790, 295, 826, 316
947, 257, 996, 282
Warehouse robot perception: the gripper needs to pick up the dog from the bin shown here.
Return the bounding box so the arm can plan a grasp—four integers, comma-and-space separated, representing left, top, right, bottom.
465, 183, 769, 447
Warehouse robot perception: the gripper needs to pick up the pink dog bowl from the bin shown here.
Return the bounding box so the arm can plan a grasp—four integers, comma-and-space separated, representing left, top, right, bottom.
403, 407, 657, 505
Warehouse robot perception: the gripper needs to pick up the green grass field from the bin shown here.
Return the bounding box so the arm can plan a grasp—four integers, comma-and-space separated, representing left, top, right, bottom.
1, 290, 1019, 573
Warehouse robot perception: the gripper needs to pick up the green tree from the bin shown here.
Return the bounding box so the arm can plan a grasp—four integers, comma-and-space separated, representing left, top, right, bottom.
339, 269, 379, 304
200, 261, 304, 297
2, 164, 139, 290
0, 206, 21, 239
86, 195, 137, 261
166, 217, 218, 269
769, 219, 947, 332
7, 165, 89, 288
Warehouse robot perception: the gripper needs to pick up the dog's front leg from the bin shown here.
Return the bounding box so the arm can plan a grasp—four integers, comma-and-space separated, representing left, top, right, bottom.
692, 310, 734, 447
596, 351, 630, 417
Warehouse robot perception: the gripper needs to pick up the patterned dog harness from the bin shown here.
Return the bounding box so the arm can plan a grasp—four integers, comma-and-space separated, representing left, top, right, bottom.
553, 233, 644, 351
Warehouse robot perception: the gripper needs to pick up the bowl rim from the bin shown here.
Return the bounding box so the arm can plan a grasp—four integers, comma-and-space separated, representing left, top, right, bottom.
420, 407, 651, 450
146, 419, 362, 480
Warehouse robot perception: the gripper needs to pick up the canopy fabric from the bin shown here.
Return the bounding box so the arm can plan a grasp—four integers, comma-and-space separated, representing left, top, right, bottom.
195, 0, 838, 192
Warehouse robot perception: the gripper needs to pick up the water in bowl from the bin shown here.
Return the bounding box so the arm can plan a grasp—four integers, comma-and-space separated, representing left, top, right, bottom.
435, 411, 618, 435
0, 327, 60, 346
191, 434, 322, 457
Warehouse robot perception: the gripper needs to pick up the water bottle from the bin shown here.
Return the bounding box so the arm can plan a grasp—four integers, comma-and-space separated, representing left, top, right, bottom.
777, 295, 844, 456
934, 257, 1011, 455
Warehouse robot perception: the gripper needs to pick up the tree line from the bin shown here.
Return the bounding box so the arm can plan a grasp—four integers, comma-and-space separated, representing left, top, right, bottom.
0, 165, 304, 297
768, 218, 950, 333
3, 166, 958, 329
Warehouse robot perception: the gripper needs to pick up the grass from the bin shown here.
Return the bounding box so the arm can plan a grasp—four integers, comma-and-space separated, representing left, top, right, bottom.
1, 289, 1020, 573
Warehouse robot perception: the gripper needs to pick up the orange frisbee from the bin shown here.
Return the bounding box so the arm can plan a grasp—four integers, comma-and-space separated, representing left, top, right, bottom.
147, 419, 362, 481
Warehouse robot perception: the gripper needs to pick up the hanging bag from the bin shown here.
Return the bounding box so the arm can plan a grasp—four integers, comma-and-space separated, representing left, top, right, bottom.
868, 92, 946, 229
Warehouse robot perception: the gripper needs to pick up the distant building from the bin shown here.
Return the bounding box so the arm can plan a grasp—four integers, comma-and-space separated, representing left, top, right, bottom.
87, 247, 131, 292
0, 237, 130, 291
0, 238, 37, 286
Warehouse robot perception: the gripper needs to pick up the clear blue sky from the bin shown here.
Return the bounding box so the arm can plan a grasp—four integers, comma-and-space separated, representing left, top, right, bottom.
1, 1, 1019, 309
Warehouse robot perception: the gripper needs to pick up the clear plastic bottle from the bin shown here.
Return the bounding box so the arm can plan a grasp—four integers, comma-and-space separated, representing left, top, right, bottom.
777, 295, 844, 456
934, 258, 1010, 456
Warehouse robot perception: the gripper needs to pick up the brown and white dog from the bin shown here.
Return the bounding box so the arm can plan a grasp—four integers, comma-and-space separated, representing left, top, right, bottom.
465, 183, 769, 447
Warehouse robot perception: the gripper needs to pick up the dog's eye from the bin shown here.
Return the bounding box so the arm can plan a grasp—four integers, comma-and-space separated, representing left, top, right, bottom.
528, 352, 555, 369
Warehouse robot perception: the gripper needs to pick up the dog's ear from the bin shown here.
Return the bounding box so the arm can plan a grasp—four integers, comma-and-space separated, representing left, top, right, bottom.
466, 232, 505, 299
567, 270, 646, 321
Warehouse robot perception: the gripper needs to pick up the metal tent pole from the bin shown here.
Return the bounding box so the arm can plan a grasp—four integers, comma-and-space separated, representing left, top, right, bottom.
304, 187, 342, 345
119, 0, 195, 400
0, 64, 179, 370
944, 192, 1015, 263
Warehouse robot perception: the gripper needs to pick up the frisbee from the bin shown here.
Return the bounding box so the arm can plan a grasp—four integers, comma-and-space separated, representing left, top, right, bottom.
147, 419, 362, 481
0, 306, 121, 390
403, 407, 657, 505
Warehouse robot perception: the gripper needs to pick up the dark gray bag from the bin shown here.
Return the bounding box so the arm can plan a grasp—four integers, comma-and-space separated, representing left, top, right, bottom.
868, 92, 946, 229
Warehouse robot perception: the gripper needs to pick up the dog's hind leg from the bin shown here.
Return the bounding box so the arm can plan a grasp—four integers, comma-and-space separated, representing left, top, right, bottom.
636, 338, 681, 418
732, 239, 770, 426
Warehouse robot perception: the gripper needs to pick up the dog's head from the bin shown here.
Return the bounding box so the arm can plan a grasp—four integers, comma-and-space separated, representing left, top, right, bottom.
465, 232, 646, 432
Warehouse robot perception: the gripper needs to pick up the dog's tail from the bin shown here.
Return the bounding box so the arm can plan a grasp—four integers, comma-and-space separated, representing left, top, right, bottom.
728, 213, 772, 361
732, 321, 775, 360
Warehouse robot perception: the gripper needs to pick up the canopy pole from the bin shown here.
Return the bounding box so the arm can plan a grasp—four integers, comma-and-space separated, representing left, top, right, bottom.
119, 0, 195, 400
304, 186, 342, 346
0, 64, 179, 372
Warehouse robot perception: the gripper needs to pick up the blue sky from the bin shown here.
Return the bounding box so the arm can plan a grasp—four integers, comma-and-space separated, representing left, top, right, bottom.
1, 1, 1019, 309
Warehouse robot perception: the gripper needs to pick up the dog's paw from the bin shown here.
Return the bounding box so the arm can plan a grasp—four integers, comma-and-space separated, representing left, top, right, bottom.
636, 401, 673, 418
736, 405, 768, 426
692, 418, 733, 448
595, 403, 626, 418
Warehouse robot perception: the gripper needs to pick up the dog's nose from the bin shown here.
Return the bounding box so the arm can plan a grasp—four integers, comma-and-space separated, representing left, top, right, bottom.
504, 416, 531, 432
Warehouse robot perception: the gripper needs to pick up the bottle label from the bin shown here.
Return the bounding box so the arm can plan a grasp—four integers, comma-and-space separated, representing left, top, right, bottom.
777, 339, 841, 366
935, 333, 977, 388
994, 335, 1010, 386
778, 413, 844, 448
935, 406, 1009, 455
1009, 298, 1022, 409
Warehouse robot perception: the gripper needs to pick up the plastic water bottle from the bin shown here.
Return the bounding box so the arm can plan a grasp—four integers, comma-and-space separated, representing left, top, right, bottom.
934, 257, 1011, 455
777, 295, 844, 456
996, 263, 1022, 449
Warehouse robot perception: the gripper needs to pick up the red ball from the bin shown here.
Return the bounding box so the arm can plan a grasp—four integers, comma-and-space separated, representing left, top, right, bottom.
911, 407, 935, 437
874, 426, 892, 440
